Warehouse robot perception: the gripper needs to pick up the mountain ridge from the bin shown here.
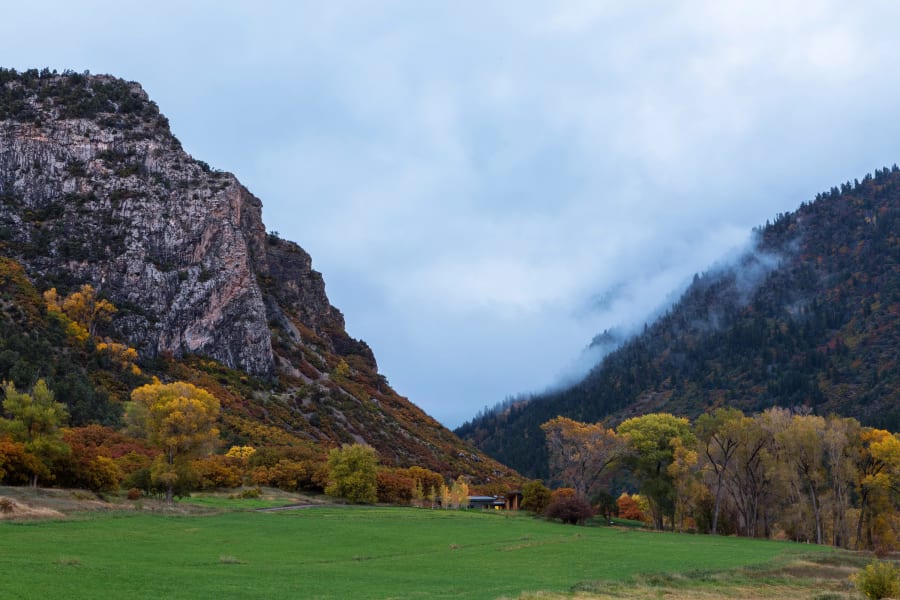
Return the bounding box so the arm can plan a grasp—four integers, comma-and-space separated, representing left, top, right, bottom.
458, 166, 899, 478
0, 67, 515, 484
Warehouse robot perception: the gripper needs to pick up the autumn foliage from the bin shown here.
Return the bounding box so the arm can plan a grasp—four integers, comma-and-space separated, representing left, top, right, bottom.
326, 443, 378, 504
377, 469, 416, 504
545, 494, 594, 525
127, 380, 221, 502
616, 493, 645, 521
542, 409, 900, 550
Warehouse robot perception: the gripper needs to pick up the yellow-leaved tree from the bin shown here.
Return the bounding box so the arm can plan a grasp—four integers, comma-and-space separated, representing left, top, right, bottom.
44, 284, 116, 339
127, 380, 220, 503
325, 443, 378, 504
450, 475, 470, 509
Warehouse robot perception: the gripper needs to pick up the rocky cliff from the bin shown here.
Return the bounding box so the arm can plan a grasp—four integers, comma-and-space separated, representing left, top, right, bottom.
0, 68, 511, 482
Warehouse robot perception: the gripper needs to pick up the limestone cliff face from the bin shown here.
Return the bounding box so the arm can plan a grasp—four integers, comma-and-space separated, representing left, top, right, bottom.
0, 71, 352, 377
0, 70, 517, 481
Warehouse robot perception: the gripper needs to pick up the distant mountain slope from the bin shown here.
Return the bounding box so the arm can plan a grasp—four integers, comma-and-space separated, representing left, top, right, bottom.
0, 68, 515, 483
458, 168, 899, 478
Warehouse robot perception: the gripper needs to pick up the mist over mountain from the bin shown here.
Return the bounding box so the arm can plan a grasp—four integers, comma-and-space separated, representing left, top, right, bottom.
458, 169, 899, 478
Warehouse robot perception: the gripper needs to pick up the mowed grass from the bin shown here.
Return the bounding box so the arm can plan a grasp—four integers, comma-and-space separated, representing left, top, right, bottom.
0, 507, 832, 600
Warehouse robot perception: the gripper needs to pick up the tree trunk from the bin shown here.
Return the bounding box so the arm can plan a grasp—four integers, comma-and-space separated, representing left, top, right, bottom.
711, 474, 724, 535
856, 492, 869, 550
808, 480, 823, 545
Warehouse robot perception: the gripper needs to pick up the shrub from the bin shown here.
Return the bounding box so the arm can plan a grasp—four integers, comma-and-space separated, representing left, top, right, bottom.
0, 497, 14, 513
521, 480, 552, 514
0, 437, 45, 485
616, 492, 645, 521
593, 489, 617, 521
550, 487, 577, 501
852, 560, 900, 599
192, 455, 242, 490
239, 487, 260, 499
376, 470, 415, 505
545, 495, 594, 525
126, 488, 142, 500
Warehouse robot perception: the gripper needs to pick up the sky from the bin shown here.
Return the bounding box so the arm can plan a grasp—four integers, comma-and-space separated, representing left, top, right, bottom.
4, 2, 900, 427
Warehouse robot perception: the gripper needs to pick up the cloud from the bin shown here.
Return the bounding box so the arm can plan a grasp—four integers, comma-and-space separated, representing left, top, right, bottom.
4, 2, 900, 427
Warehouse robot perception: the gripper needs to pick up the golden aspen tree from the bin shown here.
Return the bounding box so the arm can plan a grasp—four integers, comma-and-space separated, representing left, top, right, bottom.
127, 380, 220, 503
450, 475, 469, 509
325, 444, 378, 504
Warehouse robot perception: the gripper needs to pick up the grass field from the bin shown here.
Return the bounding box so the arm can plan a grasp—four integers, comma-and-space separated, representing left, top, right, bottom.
0, 501, 860, 600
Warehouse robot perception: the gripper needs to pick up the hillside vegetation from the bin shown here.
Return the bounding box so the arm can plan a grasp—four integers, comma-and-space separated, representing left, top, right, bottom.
459, 168, 899, 479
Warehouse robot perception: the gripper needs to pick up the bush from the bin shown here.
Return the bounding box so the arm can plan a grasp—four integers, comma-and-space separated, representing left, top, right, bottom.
616, 492, 645, 521
126, 488, 142, 500
376, 470, 415, 504
239, 487, 261, 499
521, 480, 552, 514
852, 560, 900, 599
545, 495, 594, 525
192, 455, 242, 490
593, 489, 617, 521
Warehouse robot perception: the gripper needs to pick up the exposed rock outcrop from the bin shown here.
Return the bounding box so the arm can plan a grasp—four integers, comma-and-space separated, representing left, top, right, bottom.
0, 71, 358, 377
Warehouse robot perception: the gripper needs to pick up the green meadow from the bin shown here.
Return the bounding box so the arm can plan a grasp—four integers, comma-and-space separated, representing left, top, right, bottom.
0, 506, 838, 599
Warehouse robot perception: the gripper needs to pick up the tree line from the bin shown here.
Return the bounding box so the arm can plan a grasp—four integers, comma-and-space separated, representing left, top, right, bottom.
536, 409, 900, 552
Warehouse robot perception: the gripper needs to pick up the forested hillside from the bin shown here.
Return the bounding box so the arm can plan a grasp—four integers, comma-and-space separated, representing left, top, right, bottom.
458, 168, 899, 478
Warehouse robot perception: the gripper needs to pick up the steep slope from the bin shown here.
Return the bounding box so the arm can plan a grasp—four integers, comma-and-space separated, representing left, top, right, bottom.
459, 167, 899, 478
0, 68, 514, 483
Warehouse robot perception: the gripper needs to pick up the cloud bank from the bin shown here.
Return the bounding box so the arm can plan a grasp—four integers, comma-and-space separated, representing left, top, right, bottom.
4, 1, 900, 426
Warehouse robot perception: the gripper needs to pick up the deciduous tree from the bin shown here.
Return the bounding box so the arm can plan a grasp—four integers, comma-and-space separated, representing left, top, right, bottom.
541, 416, 623, 499
824, 416, 860, 548
617, 413, 694, 530
776, 414, 828, 544
695, 408, 745, 535
450, 475, 469, 509
521, 480, 552, 514
325, 443, 378, 504
723, 413, 774, 538
48, 284, 116, 338
0, 379, 69, 486
856, 428, 900, 552
127, 380, 220, 503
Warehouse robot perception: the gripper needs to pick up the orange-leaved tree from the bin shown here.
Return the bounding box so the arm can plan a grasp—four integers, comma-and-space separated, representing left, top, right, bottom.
541, 416, 623, 500
127, 380, 220, 503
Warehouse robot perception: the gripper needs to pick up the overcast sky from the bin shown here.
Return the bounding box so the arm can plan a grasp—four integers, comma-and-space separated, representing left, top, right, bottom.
4, 2, 900, 427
